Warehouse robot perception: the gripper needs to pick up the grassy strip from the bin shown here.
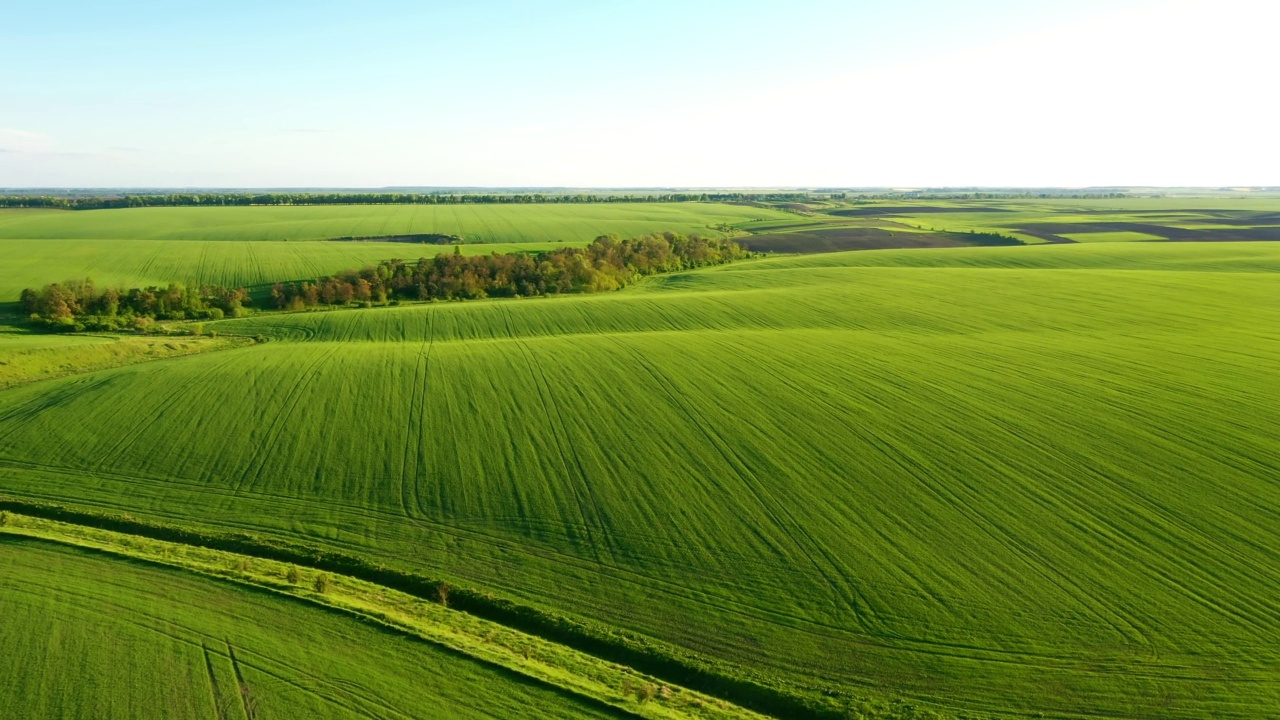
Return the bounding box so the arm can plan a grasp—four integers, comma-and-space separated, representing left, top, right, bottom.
0, 497, 966, 720
0, 510, 764, 720
0, 333, 253, 390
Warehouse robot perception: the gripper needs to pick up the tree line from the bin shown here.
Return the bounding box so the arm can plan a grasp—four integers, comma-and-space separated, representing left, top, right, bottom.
21, 280, 250, 331
272, 232, 749, 309
18, 233, 750, 330
0, 192, 816, 210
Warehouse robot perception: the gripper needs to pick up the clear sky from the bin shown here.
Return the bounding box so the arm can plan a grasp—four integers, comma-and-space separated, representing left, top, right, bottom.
2, 0, 1275, 188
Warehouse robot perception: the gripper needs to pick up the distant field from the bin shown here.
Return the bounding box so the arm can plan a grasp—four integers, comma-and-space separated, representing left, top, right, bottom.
0, 203, 784, 243
0, 201, 789, 302
0, 238, 580, 302
2, 241, 1277, 718
744, 197, 1280, 251
1059, 230, 1165, 243
0, 536, 619, 720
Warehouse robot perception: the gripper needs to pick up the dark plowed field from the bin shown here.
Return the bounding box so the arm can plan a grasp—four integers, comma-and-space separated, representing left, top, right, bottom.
829, 206, 1012, 217
1018, 222, 1280, 241
740, 227, 967, 253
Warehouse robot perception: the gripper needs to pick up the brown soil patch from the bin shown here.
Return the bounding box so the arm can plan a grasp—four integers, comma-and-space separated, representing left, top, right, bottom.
741, 228, 967, 253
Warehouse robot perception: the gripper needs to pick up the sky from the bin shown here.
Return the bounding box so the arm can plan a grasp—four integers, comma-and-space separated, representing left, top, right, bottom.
2, 0, 1276, 188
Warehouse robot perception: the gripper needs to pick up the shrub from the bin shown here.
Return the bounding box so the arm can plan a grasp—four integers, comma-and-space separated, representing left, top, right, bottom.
437, 581, 451, 607
285, 565, 300, 584
0, 510, 9, 526
313, 573, 330, 593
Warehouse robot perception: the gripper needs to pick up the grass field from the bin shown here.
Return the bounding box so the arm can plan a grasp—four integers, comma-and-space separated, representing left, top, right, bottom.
0, 239, 584, 303
740, 197, 1280, 249
0, 203, 783, 243
1, 237, 1277, 718
0, 535, 628, 720
0, 332, 248, 390
1057, 230, 1165, 243
0, 512, 766, 720
0, 202, 788, 303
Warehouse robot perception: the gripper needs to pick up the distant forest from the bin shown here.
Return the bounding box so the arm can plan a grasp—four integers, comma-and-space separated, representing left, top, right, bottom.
20, 232, 749, 330
0, 192, 816, 210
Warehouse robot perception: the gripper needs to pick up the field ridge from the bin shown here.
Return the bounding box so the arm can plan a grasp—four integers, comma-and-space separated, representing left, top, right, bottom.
0, 498, 960, 720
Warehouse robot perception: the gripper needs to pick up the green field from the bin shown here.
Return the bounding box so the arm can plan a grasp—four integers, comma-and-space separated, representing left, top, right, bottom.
0, 238, 582, 303
0, 202, 788, 303
738, 196, 1280, 247
0, 536, 625, 720
1057, 230, 1165, 243
0, 202, 782, 242
2, 228, 1278, 718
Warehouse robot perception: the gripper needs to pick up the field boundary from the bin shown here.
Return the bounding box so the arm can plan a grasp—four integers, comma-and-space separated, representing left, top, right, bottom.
0, 497, 962, 717
0, 510, 770, 720
0, 497, 963, 720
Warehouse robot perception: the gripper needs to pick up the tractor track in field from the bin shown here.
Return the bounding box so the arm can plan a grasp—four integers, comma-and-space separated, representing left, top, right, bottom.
6, 551, 421, 720
202, 643, 230, 720
228, 640, 422, 720
91, 350, 248, 476
0, 451, 1174, 666
398, 307, 436, 519
841, 358, 1162, 657
226, 642, 255, 720
233, 341, 345, 496
502, 306, 619, 567
7, 488, 1245, 678
12, 552, 426, 720
608, 335, 887, 640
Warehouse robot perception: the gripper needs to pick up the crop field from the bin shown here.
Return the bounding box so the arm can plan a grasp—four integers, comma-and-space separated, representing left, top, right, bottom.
0, 238, 585, 303
2, 230, 1278, 718
0, 202, 782, 243
741, 197, 1280, 248
0, 202, 787, 302
0, 535, 624, 720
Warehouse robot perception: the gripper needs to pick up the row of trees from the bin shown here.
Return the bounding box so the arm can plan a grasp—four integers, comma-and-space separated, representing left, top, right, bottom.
18, 233, 749, 331
271, 232, 750, 309
0, 192, 817, 210
20, 280, 250, 331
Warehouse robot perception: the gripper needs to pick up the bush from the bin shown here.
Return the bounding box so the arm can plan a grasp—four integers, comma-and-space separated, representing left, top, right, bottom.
314, 573, 330, 593
638, 683, 657, 703
0, 510, 9, 526
285, 565, 300, 584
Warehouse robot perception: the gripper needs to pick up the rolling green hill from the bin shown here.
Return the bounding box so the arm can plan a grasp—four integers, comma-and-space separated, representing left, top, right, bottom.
1, 241, 1277, 718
